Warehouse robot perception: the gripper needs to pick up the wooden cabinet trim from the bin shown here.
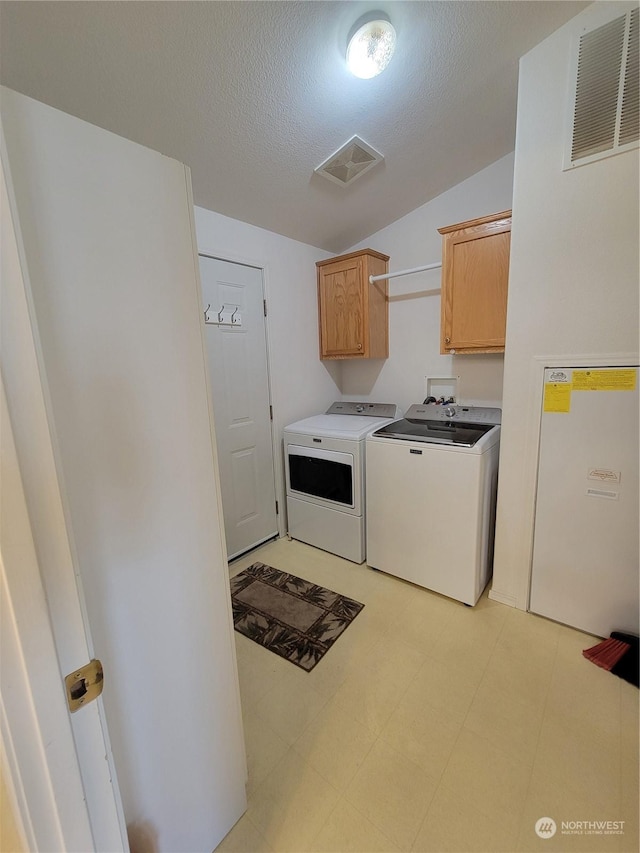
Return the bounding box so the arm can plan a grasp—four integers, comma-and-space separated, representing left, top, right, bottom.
437, 210, 511, 236
446, 222, 511, 246
316, 248, 389, 269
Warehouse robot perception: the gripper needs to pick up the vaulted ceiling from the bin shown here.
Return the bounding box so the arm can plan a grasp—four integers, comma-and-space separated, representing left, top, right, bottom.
0, 1, 587, 252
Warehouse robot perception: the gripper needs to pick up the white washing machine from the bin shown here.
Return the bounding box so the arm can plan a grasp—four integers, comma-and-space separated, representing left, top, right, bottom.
284, 402, 400, 563
366, 403, 501, 605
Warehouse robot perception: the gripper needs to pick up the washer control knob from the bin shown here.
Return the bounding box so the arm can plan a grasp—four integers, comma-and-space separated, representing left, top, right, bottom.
444, 406, 456, 418
356, 404, 364, 412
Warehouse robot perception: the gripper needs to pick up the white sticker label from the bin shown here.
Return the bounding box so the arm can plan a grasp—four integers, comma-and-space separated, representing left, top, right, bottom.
586, 488, 619, 500
588, 469, 621, 484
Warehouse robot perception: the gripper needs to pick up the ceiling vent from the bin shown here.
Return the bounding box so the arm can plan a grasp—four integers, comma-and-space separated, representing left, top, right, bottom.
565, 7, 639, 169
314, 136, 384, 187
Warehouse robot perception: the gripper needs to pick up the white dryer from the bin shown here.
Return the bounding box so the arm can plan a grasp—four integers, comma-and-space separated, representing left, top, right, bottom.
284, 402, 399, 563
366, 403, 501, 605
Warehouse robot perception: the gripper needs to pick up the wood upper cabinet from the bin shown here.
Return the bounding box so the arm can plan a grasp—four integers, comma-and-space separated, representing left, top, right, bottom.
438, 210, 512, 354
317, 249, 389, 360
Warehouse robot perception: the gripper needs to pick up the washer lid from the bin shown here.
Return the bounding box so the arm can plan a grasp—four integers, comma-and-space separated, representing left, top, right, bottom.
285, 413, 397, 440
372, 418, 497, 447
371, 402, 501, 447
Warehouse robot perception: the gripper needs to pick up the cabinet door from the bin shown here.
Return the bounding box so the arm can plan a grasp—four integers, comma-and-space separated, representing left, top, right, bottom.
319, 256, 366, 357
441, 218, 510, 353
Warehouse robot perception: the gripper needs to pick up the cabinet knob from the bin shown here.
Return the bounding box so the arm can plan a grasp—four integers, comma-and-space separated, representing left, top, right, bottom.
444, 337, 451, 345
357, 342, 362, 350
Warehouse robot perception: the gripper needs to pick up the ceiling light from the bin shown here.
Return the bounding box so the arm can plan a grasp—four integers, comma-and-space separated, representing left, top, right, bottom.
346, 13, 396, 79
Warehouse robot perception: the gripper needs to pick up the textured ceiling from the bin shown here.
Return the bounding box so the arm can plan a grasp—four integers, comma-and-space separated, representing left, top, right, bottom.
0, 1, 587, 253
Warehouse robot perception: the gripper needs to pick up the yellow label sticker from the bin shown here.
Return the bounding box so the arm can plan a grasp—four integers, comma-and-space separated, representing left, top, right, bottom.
572, 369, 637, 392
544, 383, 572, 413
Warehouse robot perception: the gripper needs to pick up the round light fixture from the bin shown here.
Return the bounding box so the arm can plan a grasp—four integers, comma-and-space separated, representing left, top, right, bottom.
346, 13, 396, 79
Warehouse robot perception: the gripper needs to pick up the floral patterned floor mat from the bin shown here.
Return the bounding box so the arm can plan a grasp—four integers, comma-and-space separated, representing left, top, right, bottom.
230, 562, 365, 671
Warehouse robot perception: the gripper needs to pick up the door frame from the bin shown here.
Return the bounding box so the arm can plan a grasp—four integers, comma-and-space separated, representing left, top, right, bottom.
197, 248, 284, 543
1, 381, 97, 853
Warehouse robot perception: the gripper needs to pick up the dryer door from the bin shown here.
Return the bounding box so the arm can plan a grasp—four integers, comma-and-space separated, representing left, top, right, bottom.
286, 444, 355, 511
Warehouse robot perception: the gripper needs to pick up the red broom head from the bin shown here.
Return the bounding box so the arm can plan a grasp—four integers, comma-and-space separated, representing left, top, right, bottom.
583, 637, 630, 671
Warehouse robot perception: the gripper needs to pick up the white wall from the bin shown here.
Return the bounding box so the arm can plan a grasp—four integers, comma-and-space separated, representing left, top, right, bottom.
491, 1, 640, 609
343, 153, 515, 412
194, 207, 341, 528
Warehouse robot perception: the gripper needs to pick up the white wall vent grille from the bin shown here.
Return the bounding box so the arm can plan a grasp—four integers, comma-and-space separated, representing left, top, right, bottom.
565, 7, 639, 169
620, 7, 639, 146
314, 136, 384, 187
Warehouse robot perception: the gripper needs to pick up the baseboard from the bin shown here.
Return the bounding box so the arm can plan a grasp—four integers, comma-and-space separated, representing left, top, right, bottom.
488, 587, 518, 608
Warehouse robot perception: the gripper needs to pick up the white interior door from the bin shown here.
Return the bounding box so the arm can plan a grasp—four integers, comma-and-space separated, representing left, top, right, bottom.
1, 129, 127, 852
199, 255, 278, 559
2, 87, 247, 853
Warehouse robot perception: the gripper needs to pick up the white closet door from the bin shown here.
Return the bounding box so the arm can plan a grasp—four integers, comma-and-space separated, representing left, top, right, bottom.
530, 366, 639, 637
200, 255, 278, 559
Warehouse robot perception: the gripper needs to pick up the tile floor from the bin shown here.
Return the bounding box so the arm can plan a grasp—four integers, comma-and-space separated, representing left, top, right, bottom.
215, 538, 639, 853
